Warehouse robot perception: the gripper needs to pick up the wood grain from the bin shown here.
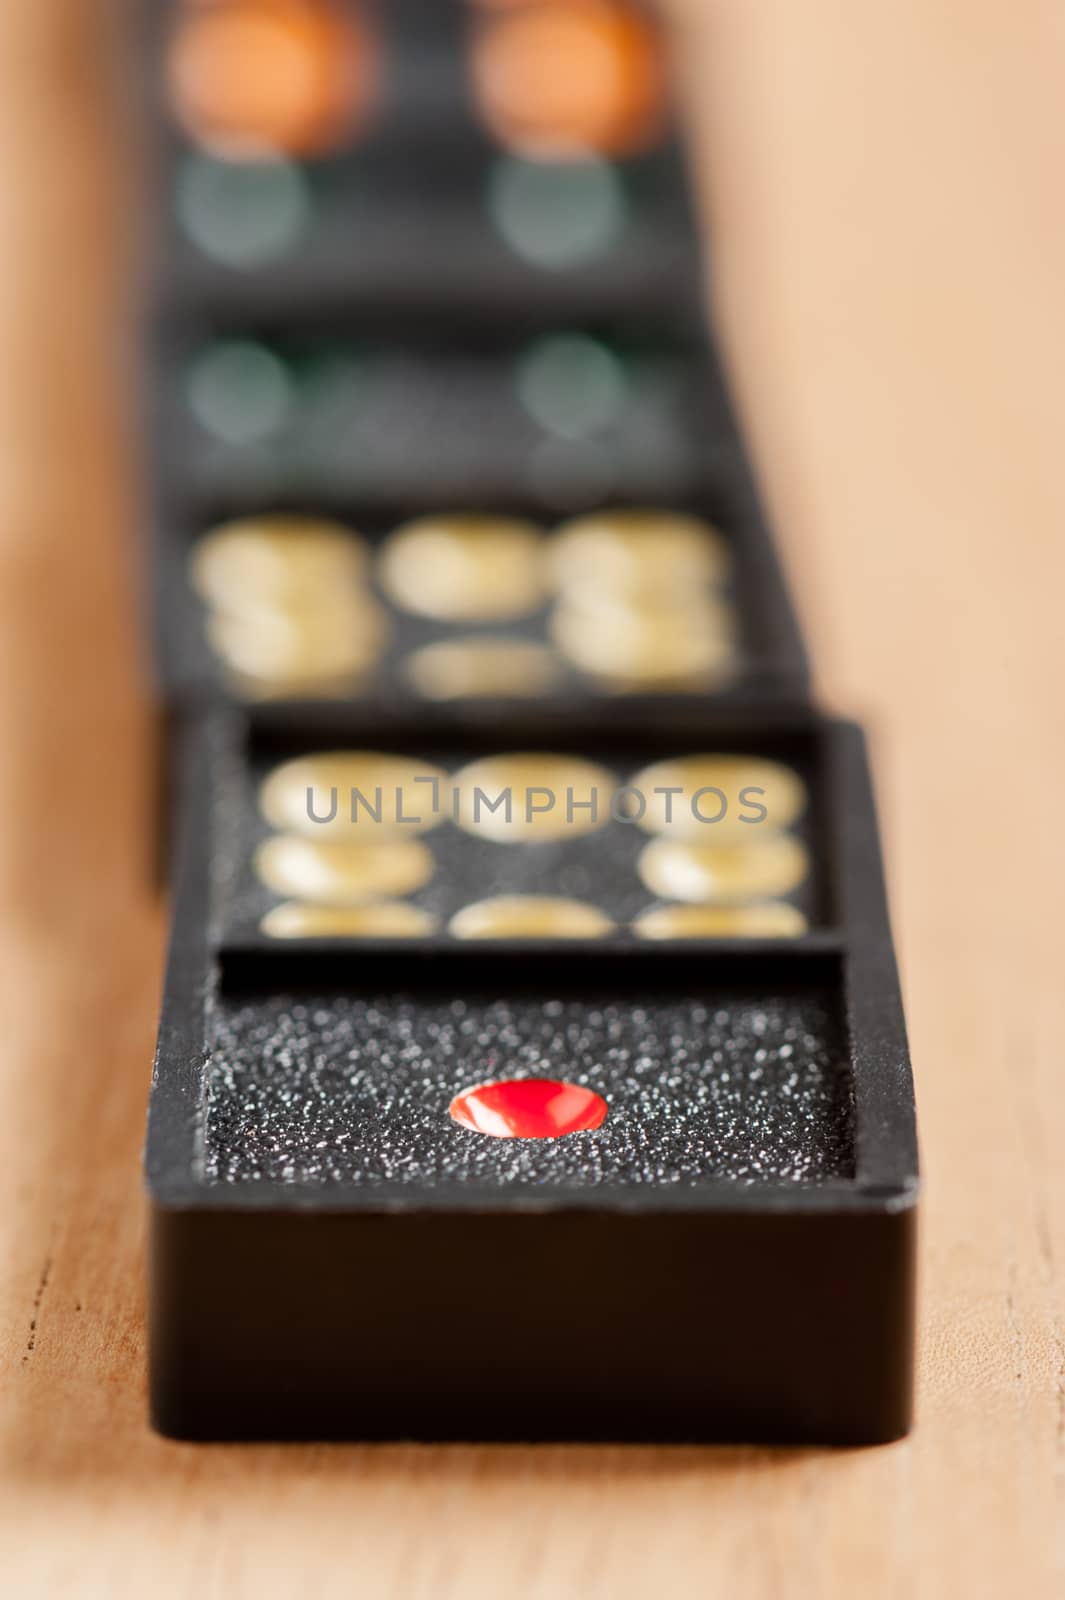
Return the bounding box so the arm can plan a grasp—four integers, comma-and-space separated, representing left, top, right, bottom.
1, 2, 1063, 1594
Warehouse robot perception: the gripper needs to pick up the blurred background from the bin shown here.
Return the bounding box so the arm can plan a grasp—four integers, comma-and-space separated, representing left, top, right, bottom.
0, 2, 1062, 1595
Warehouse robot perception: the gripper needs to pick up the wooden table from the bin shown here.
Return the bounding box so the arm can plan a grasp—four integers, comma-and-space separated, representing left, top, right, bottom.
2, 3, 1062, 1593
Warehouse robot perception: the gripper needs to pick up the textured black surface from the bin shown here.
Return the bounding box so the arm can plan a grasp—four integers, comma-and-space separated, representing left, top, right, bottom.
204, 985, 854, 1187
147, 694, 916, 1444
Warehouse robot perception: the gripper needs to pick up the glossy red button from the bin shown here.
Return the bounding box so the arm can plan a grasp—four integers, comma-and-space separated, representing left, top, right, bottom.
448, 1077, 608, 1139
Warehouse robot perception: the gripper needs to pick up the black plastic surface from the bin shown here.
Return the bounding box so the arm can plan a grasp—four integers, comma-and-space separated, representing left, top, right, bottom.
146, 714, 917, 1442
